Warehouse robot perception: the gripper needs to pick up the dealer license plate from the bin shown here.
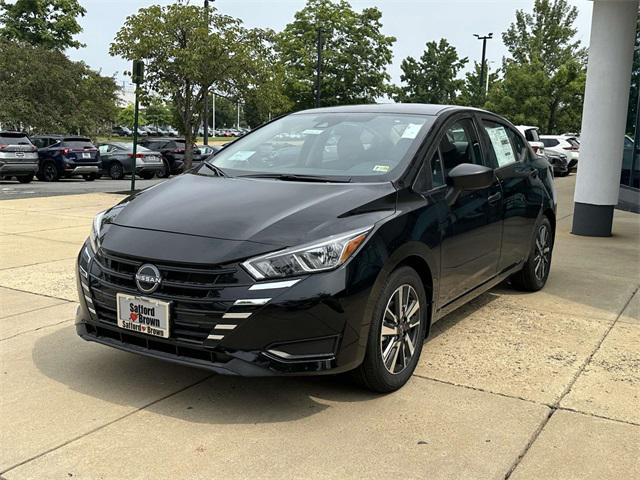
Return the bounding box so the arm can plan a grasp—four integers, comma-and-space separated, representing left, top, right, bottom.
116, 293, 170, 338
82, 152, 91, 159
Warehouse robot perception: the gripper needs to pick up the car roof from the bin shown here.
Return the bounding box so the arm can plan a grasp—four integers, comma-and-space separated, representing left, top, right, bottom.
0, 131, 29, 136
292, 103, 484, 117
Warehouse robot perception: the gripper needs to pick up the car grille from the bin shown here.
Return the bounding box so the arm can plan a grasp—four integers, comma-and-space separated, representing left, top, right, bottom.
87, 248, 253, 344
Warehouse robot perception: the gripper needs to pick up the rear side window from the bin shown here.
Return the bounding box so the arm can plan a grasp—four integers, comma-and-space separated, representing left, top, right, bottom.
482, 121, 517, 168
62, 139, 94, 149
0, 134, 31, 145
542, 138, 559, 147
506, 128, 529, 163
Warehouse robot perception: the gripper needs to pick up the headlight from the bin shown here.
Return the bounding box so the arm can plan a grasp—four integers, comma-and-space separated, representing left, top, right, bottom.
242, 227, 372, 280
89, 210, 106, 253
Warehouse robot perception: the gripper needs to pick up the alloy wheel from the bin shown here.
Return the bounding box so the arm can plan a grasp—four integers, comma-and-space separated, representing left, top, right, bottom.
42, 162, 57, 182
533, 224, 551, 281
380, 284, 421, 375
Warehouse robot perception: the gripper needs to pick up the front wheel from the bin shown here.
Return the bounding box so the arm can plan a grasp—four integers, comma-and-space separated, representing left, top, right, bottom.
354, 266, 428, 393
510, 216, 553, 291
39, 160, 59, 182
108, 162, 124, 180
139, 171, 155, 180
17, 175, 33, 184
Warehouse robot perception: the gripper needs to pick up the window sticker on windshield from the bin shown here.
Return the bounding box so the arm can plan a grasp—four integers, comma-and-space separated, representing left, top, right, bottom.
373, 165, 390, 173
228, 151, 255, 161
401, 123, 423, 139
302, 129, 324, 135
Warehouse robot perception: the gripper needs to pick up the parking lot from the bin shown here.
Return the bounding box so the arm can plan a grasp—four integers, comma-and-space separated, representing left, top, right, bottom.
0, 174, 638, 479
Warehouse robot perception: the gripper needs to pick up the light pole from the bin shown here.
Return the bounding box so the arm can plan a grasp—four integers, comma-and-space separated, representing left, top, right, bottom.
474, 33, 493, 102
315, 27, 324, 108
203, 0, 213, 145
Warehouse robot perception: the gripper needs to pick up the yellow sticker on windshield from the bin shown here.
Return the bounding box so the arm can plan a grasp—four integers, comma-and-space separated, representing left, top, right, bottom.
373, 165, 390, 172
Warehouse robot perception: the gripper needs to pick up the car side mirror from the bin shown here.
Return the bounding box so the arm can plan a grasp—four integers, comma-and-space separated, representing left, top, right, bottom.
446, 163, 495, 205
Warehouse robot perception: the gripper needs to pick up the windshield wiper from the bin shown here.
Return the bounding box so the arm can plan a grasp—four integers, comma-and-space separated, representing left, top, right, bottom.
240, 173, 351, 183
201, 162, 227, 177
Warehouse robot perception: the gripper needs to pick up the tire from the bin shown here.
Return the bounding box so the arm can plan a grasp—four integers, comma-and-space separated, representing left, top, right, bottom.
158, 159, 170, 178
83, 174, 97, 181
108, 162, 125, 180
17, 175, 33, 184
140, 171, 155, 180
354, 266, 429, 393
510, 216, 553, 292
39, 160, 59, 182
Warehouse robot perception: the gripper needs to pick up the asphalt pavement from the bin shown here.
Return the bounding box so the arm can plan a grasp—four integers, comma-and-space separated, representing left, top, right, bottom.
0, 177, 167, 200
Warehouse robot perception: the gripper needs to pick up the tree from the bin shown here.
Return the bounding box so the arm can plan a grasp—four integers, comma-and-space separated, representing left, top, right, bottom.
487, 0, 586, 133
457, 61, 499, 108
0, 0, 86, 50
0, 39, 118, 136
111, 3, 273, 168
144, 97, 172, 127
395, 39, 467, 104
277, 0, 395, 109
117, 104, 146, 129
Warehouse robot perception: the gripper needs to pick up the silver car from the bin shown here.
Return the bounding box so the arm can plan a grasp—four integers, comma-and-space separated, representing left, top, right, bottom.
0, 131, 39, 183
98, 143, 163, 180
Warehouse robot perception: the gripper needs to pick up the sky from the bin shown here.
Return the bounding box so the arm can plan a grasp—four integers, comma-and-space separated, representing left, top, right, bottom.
65, 0, 594, 91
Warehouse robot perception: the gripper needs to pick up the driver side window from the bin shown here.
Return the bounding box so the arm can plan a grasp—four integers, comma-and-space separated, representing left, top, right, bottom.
439, 118, 482, 177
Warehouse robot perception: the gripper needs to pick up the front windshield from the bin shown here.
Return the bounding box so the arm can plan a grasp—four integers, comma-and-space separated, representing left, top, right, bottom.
208, 112, 433, 180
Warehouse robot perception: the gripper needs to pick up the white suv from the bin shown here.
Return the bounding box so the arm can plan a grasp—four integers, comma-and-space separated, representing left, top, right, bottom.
515, 125, 545, 156
540, 135, 579, 170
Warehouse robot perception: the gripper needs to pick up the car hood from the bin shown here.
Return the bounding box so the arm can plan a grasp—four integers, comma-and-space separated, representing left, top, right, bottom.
111, 173, 397, 249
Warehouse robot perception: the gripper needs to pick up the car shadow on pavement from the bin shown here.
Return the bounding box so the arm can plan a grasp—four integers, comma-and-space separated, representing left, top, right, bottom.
31, 325, 381, 425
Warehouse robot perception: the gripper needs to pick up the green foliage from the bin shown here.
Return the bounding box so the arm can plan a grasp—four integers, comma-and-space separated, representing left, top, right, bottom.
277, 0, 395, 110
110, 3, 275, 167
488, 0, 586, 133
144, 97, 172, 127
457, 62, 499, 108
395, 39, 467, 104
117, 104, 145, 129
0, 39, 118, 136
0, 0, 86, 50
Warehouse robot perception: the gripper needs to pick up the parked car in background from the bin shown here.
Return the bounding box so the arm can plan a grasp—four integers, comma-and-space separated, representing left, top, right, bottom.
540, 135, 580, 171
139, 137, 203, 178
198, 144, 222, 158
112, 126, 132, 137
78, 104, 557, 393
98, 142, 163, 180
31, 135, 100, 181
515, 125, 545, 156
544, 151, 570, 177
622, 135, 639, 188
0, 131, 39, 183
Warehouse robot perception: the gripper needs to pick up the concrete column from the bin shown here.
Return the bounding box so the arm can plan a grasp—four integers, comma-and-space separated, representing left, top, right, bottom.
572, 0, 639, 236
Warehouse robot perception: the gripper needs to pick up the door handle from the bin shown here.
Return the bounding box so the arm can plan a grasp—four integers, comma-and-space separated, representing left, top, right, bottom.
488, 192, 502, 205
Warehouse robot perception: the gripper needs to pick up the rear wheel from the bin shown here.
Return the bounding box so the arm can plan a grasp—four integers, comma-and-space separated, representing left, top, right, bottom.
354, 266, 428, 393
108, 162, 124, 180
17, 175, 33, 184
39, 161, 58, 182
510, 216, 553, 291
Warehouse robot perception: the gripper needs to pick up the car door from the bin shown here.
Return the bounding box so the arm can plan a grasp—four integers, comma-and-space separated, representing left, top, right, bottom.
437, 116, 503, 306
478, 116, 541, 273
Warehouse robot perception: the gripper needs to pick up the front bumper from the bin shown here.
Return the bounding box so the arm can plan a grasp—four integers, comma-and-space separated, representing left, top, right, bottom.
0, 161, 39, 176
75, 242, 374, 376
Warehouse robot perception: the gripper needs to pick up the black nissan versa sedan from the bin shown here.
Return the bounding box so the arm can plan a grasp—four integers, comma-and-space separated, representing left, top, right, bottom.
76, 104, 556, 392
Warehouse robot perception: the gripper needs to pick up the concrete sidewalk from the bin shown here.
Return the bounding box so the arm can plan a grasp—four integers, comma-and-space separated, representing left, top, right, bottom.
0, 176, 638, 479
